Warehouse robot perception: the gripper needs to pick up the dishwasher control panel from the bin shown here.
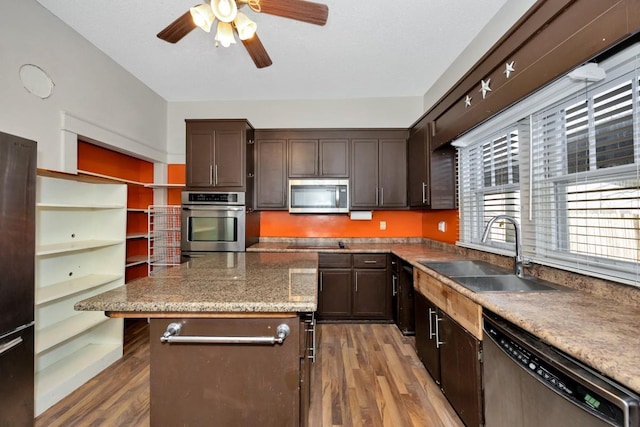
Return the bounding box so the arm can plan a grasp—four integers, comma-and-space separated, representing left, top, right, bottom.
484, 316, 630, 426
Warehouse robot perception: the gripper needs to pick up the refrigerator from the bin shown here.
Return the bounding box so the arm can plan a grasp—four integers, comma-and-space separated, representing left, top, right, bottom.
0, 131, 36, 425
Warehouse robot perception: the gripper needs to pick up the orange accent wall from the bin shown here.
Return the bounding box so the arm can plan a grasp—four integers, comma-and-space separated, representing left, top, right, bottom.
260, 209, 459, 243
78, 141, 153, 183
422, 209, 459, 244
260, 211, 423, 238
167, 164, 185, 205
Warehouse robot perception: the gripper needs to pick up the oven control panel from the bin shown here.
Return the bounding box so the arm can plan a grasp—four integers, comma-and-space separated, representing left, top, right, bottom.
182, 191, 245, 205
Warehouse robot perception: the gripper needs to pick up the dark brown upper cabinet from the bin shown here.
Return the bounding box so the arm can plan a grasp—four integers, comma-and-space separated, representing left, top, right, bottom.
351, 134, 407, 209
185, 119, 253, 191
255, 136, 288, 210
288, 138, 349, 178
408, 119, 455, 210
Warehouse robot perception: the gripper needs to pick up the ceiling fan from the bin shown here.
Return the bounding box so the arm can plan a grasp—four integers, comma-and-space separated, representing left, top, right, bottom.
157, 0, 329, 69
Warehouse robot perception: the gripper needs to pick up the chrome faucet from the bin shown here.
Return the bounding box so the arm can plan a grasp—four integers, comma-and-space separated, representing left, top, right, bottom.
481, 215, 530, 277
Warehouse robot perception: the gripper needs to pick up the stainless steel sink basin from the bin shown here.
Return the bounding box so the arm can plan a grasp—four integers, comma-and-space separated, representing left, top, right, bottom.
419, 260, 568, 293
419, 260, 510, 277
452, 275, 568, 293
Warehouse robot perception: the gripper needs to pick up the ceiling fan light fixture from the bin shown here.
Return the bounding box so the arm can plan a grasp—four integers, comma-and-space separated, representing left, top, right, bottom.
210, 0, 238, 23
189, 4, 215, 32
234, 12, 257, 40
215, 21, 236, 47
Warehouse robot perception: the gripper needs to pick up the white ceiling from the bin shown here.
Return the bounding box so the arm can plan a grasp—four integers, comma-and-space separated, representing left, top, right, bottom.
35, 0, 510, 102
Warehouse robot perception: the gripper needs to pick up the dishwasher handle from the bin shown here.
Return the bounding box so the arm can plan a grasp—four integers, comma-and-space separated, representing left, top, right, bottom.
160, 322, 291, 345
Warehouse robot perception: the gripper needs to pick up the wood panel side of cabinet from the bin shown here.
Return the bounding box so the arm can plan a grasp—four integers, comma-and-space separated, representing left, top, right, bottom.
350, 139, 379, 208
289, 139, 318, 177
415, 270, 482, 339
378, 138, 407, 208
256, 139, 288, 209
319, 139, 349, 177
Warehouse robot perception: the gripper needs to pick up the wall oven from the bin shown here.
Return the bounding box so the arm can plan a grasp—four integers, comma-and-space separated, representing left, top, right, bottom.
181, 191, 246, 254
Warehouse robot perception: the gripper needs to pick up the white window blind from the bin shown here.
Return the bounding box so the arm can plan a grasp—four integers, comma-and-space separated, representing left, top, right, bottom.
529, 73, 640, 285
458, 124, 522, 252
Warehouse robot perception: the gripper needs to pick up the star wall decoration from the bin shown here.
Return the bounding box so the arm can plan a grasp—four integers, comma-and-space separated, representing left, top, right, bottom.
480, 79, 491, 99
464, 95, 472, 108
504, 61, 515, 78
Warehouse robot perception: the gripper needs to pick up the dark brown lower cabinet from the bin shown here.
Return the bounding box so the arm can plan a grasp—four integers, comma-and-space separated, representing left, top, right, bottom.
392, 256, 415, 335
415, 292, 483, 427
149, 316, 309, 427
317, 253, 392, 321
414, 292, 441, 383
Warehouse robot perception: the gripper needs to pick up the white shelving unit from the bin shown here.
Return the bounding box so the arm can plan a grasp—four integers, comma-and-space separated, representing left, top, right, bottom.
148, 205, 181, 275
35, 173, 126, 416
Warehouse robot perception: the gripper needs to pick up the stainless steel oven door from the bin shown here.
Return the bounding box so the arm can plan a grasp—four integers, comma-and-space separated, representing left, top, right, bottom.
181, 205, 246, 253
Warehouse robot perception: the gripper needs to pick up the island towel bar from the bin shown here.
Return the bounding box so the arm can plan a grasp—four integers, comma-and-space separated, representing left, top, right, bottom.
160, 322, 291, 345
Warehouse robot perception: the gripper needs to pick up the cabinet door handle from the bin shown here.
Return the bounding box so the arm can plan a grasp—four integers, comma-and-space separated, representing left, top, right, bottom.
428, 308, 436, 339
355, 272, 358, 292
375, 188, 379, 206
209, 165, 214, 185
214, 164, 219, 185
435, 316, 444, 348
363, 260, 377, 264
319, 271, 323, 292
160, 322, 291, 345
422, 182, 429, 204
0, 336, 23, 355
392, 275, 398, 296
380, 187, 384, 206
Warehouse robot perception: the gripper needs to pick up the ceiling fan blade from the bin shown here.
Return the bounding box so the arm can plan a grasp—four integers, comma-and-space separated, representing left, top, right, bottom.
157, 11, 197, 43
240, 33, 273, 68
258, 0, 328, 26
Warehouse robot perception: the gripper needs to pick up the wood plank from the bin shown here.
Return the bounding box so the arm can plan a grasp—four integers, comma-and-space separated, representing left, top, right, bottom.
415, 269, 483, 339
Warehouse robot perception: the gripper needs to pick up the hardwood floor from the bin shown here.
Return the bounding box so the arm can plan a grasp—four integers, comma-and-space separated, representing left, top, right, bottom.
36, 320, 463, 427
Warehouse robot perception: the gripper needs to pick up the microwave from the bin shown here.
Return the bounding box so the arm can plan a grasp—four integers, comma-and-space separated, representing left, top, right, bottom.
288, 179, 349, 213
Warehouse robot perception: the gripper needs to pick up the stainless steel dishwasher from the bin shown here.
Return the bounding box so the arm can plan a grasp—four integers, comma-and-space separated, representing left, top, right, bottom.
483, 313, 639, 427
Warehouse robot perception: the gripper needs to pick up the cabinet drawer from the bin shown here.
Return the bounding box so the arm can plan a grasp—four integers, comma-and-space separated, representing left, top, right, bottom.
353, 254, 387, 269
415, 269, 482, 339
318, 253, 352, 268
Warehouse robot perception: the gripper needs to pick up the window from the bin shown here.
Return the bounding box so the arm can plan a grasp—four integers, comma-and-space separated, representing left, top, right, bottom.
530, 75, 640, 284
458, 124, 522, 252
455, 43, 640, 287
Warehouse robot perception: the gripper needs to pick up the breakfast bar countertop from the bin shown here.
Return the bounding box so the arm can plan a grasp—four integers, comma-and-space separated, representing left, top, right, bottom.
74, 252, 318, 314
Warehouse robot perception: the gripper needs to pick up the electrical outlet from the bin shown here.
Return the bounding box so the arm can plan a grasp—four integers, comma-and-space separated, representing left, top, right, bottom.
380, 221, 386, 230
438, 221, 447, 232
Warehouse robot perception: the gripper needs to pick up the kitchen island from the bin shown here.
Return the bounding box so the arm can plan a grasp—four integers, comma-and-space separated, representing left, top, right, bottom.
75, 252, 317, 427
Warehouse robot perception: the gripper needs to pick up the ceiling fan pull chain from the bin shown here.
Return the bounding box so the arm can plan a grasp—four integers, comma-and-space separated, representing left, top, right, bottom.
248, 0, 261, 13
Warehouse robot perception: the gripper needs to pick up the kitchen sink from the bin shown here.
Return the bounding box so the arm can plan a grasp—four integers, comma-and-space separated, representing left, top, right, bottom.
418, 260, 510, 277
419, 260, 568, 293
452, 275, 568, 293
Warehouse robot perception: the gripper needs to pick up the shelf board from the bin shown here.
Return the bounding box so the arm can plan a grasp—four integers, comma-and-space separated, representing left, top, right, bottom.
36, 311, 110, 354
126, 255, 148, 267
144, 183, 185, 188
35, 342, 122, 416
126, 233, 148, 239
36, 273, 122, 306
37, 202, 125, 210
77, 169, 150, 187
37, 239, 123, 256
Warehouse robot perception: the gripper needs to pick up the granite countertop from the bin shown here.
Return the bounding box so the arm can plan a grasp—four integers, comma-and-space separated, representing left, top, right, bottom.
75, 252, 318, 314
250, 241, 640, 395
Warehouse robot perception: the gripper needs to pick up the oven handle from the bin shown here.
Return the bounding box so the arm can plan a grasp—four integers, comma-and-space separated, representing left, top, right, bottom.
160, 323, 291, 345
182, 206, 245, 211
